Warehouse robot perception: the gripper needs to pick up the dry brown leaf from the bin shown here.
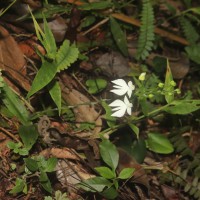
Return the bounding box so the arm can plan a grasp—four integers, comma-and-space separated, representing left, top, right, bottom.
60, 79, 102, 136
0, 25, 30, 91
40, 147, 80, 160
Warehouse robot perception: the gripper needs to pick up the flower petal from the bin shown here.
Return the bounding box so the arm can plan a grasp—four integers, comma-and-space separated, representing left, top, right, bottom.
126, 106, 132, 115
111, 79, 127, 87
124, 96, 130, 105
110, 89, 127, 96
111, 107, 126, 117
109, 99, 124, 107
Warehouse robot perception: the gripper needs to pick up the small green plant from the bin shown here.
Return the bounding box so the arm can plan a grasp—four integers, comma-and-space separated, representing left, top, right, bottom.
7, 124, 39, 155
45, 190, 71, 200
99, 61, 200, 156
78, 137, 135, 199
10, 156, 57, 194
27, 10, 79, 115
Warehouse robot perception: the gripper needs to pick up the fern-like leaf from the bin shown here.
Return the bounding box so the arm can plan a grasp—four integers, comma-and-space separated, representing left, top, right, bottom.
55, 40, 79, 72
136, 0, 155, 60
179, 16, 199, 45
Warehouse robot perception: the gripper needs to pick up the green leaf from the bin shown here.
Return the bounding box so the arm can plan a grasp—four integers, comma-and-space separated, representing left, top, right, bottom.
39, 171, 52, 193
146, 132, 174, 154
128, 123, 139, 139
164, 100, 200, 114
7, 141, 18, 150
55, 40, 79, 72
164, 60, 174, 103
80, 1, 113, 10
110, 17, 128, 56
29, 8, 45, 47
42, 16, 57, 59
118, 168, 135, 179
136, 0, 155, 60
99, 138, 119, 171
101, 186, 118, 199
10, 178, 27, 194
131, 139, 147, 163
54, 190, 69, 200
185, 44, 200, 64
2, 84, 29, 125
18, 148, 29, 156
24, 158, 39, 172
78, 177, 112, 192
19, 124, 38, 150
30, 11, 57, 60
101, 101, 116, 128
86, 78, 107, 94
27, 60, 57, 97
189, 7, 200, 15
44, 157, 57, 172
95, 166, 116, 179
49, 80, 61, 115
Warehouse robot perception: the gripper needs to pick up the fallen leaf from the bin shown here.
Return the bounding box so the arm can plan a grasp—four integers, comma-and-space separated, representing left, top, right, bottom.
0, 25, 30, 91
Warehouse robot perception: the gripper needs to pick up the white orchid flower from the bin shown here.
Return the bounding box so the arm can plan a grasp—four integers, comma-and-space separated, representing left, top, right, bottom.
110, 79, 135, 98
109, 96, 133, 117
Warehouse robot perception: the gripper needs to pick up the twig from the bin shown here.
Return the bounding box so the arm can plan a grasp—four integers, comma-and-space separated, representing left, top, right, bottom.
0, 127, 20, 143
82, 18, 109, 36
111, 13, 189, 46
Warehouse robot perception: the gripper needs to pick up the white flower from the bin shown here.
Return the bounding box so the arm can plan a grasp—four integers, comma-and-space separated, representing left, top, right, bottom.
139, 72, 146, 81
110, 79, 135, 98
109, 96, 133, 117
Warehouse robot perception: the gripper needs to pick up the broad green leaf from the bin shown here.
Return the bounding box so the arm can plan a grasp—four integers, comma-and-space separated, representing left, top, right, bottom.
118, 168, 135, 179
101, 101, 116, 128
164, 60, 174, 103
86, 78, 107, 94
99, 138, 119, 171
55, 40, 79, 72
10, 178, 27, 194
110, 17, 128, 56
95, 166, 116, 179
27, 60, 57, 97
44, 157, 57, 172
2, 84, 29, 125
131, 139, 147, 163
101, 186, 118, 199
24, 158, 39, 172
39, 171, 52, 193
78, 177, 112, 192
128, 123, 139, 139
80, 1, 113, 10
164, 100, 200, 114
19, 124, 38, 150
49, 80, 61, 115
146, 132, 174, 154
185, 45, 200, 64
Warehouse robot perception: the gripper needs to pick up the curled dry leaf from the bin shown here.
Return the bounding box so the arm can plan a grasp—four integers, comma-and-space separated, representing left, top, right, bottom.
0, 25, 30, 91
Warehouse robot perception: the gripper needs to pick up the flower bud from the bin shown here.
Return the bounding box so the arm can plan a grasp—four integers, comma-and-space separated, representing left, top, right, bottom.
158, 83, 164, 88
139, 72, 146, 81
